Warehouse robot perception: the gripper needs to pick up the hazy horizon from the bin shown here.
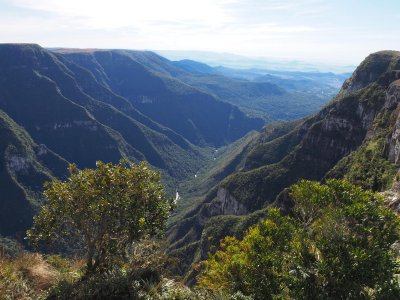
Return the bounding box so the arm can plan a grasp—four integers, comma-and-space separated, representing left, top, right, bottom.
1, 0, 399, 67
45, 46, 356, 73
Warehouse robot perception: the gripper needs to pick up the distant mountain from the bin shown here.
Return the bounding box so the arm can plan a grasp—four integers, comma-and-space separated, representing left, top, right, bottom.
0, 45, 205, 175
164, 57, 348, 121
167, 50, 400, 280
156, 50, 356, 73
171, 65, 346, 121
0, 44, 346, 247
172, 59, 217, 75
54, 48, 344, 122
0, 44, 264, 238
56, 49, 264, 146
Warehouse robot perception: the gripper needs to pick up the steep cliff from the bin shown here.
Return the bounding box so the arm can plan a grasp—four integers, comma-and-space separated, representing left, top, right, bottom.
0, 44, 256, 238
0, 110, 68, 236
168, 50, 400, 279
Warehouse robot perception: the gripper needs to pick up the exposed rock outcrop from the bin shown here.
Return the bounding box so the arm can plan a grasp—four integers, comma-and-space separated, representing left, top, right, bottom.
208, 188, 248, 216
385, 81, 400, 164
341, 51, 400, 96
7, 155, 30, 174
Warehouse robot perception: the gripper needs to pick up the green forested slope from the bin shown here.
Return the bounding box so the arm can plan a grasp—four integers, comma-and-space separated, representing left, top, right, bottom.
168, 50, 400, 279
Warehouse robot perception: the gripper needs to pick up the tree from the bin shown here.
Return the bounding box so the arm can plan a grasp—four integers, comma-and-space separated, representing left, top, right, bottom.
27, 161, 173, 274
198, 180, 400, 299
198, 208, 301, 300
294, 180, 400, 299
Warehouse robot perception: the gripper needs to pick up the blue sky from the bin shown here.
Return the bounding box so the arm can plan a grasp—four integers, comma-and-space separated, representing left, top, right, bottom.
0, 0, 399, 66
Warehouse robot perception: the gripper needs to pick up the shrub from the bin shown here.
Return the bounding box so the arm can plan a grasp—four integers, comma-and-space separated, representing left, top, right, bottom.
27, 161, 173, 275
198, 180, 400, 299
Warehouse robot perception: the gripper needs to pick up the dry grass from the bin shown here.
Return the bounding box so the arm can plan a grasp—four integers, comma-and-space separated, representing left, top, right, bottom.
0, 253, 49, 299
25, 254, 58, 290
0, 253, 83, 300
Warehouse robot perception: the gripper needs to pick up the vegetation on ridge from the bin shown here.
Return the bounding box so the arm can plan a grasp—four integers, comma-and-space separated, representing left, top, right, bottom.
198, 180, 400, 299
2, 172, 400, 299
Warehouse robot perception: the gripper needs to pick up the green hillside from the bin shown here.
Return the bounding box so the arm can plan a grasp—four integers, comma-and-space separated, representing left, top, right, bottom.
167, 50, 400, 278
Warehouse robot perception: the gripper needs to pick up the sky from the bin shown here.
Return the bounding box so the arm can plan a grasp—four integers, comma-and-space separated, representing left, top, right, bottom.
0, 0, 399, 67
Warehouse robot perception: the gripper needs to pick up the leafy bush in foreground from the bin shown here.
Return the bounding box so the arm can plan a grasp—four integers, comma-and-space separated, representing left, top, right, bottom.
27, 161, 173, 275
198, 179, 400, 299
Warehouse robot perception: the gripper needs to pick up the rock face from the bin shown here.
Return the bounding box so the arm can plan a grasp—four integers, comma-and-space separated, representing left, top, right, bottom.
208, 188, 248, 216
385, 81, 400, 164
0, 110, 68, 236
7, 155, 30, 174
168, 50, 400, 278
341, 51, 400, 96
382, 170, 400, 215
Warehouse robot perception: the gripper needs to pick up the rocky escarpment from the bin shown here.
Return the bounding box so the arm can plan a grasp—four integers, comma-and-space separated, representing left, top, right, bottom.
341, 51, 400, 95
0, 110, 68, 236
168, 50, 400, 279
208, 188, 248, 216
167, 187, 248, 253
385, 80, 400, 164
227, 51, 400, 209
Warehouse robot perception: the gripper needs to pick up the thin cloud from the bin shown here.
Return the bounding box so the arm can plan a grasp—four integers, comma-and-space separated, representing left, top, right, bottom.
1, 0, 399, 65
7, 0, 326, 29
8, 0, 229, 29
